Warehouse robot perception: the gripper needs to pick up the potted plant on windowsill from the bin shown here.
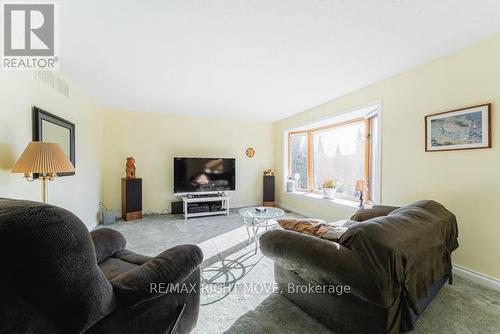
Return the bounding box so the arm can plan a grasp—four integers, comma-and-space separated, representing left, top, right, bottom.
322, 177, 336, 199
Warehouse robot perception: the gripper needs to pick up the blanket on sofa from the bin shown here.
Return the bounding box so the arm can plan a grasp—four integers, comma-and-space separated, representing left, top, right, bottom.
338, 200, 459, 318
277, 218, 356, 242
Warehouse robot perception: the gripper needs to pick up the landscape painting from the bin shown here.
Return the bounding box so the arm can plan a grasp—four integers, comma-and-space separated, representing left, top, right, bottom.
425, 104, 491, 152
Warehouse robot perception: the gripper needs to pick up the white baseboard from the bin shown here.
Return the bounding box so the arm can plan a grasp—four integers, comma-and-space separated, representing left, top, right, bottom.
117, 203, 262, 220
143, 208, 171, 216
231, 202, 261, 209
453, 264, 500, 292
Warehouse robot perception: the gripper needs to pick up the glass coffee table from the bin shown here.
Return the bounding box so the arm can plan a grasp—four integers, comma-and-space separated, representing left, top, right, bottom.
239, 207, 285, 245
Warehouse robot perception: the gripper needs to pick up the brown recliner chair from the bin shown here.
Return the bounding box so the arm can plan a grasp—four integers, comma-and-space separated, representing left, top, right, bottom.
0, 198, 203, 334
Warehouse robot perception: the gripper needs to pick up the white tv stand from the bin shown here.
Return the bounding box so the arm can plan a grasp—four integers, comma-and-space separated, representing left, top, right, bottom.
181, 194, 230, 220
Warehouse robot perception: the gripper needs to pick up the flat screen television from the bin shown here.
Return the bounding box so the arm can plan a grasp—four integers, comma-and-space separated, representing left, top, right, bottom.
174, 157, 236, 194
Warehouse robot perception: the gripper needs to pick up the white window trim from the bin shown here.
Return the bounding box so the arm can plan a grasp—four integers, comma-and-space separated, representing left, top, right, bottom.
283, 99, 383, 204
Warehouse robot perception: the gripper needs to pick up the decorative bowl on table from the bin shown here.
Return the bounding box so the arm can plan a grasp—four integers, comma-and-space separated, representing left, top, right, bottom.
254, 207, 268, 213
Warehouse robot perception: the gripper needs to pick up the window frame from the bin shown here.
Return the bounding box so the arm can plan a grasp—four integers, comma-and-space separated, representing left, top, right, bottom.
287, 116, 374, 203
287, 132, 309, 191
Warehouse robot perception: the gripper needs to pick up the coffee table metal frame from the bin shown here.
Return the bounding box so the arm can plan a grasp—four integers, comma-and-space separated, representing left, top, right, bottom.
239, 207, 285, 245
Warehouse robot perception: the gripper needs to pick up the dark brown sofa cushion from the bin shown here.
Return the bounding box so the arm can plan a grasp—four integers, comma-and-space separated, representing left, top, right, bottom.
91, 228, 127, 263
350, 205, 400, 222
111, 244, 203, 306
98, 249, 153, 280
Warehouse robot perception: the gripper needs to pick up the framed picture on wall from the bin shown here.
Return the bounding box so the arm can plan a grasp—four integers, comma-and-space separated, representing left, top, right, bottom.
425, 103, 491, 152
33, 107, 76, 176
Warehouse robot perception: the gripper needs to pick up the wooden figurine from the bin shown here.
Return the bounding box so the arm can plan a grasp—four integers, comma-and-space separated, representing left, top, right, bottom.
126, 157, 136, 179
263, 168, 274, 176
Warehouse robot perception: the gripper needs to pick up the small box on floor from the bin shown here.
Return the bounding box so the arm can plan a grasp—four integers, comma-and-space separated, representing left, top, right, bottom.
101, 210, 116, 225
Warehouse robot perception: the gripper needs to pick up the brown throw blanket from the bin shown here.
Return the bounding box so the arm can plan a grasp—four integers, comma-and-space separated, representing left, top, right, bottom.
338, 200, 459, 317
278, 218, 356, 242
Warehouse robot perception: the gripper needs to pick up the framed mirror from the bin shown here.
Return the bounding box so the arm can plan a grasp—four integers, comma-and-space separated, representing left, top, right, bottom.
32, 107, 75, 177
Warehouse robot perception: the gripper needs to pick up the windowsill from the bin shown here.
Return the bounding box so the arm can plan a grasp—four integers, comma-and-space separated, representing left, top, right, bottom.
283, 191, 366, 210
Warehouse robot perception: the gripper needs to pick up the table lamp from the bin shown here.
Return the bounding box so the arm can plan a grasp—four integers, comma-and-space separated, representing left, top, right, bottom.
11, 142, 75, 203
355, 180, 369, 208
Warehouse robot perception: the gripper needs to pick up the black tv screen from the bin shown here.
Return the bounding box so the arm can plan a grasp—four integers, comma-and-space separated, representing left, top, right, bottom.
174, 158, 236, 193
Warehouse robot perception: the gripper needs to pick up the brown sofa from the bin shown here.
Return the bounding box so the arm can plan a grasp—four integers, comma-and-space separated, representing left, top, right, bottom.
0, 198, 203, 334
260, 200, 458, 334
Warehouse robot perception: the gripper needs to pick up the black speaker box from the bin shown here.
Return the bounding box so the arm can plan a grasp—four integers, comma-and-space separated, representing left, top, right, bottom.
121, 178, 142, 221
171, 201, 184, 214
263, 175, 275, 205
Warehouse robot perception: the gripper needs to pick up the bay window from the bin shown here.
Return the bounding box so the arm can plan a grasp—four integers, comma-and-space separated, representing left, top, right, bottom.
287, 109, 379, 203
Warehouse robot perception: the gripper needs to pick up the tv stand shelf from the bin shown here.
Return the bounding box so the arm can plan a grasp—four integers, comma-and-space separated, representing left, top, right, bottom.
181, 195, 230, 220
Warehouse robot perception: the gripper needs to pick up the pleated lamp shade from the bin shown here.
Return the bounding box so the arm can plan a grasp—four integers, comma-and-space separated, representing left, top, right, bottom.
355, 180, 369, 192
11, 142, 74, 175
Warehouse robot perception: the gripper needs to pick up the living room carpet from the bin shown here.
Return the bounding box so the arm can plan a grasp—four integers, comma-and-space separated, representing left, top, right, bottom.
101, 212, 500, 334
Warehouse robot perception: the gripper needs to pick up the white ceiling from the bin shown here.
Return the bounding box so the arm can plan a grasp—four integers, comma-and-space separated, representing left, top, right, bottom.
61, 0, 500, 122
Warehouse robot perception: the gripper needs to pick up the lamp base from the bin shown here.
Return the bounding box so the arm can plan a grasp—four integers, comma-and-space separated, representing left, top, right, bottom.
40, 176, 49, 203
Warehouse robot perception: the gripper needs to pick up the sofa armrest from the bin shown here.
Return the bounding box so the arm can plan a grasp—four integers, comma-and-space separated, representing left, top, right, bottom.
350, 205, 400, 222
260, 229, 383, 305
90, 228, 126, 263
111, 245, 203, 306
87, 268, 201, 334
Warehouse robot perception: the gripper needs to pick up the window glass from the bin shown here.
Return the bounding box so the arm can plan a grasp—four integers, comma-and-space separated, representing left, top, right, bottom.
313, 122, 365, 197
289, 134, 308, 189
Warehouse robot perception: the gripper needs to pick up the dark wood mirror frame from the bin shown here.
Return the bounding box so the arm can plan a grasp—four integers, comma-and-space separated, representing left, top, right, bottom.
32, 107, 76, 177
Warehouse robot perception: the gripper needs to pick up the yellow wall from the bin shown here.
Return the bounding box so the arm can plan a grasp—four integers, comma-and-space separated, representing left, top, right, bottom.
1, 36, 498, 280
0, 72, 103, 229
274, 35, 500, 280
102, 109, 273, 214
